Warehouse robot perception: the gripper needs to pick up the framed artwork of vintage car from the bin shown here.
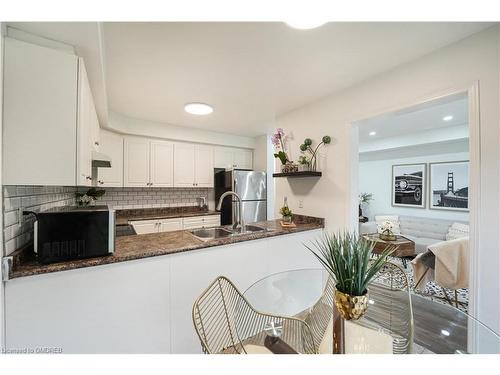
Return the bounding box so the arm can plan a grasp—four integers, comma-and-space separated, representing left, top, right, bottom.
392, 163, 426, 208
429, 160, 469, 211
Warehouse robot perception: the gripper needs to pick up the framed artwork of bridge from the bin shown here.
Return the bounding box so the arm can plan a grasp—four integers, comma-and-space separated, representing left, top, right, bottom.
429, 160, 469, 211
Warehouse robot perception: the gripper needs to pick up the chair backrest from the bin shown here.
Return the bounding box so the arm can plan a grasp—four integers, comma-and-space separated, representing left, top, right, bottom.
192, 276, 245, 354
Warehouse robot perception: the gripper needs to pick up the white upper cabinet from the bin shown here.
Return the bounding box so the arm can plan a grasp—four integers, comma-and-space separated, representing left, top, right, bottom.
194, 145, 215, 187
233, 149, 253, 169
124, 137, 151, 187
98, 130, 124, 187
77, 61, 94, 186
3, 38, 79, 186
123, 137, 174, 188
150, 140, 174, 187
214, 147, 253, 170
174, 143, 214, 188
3, 38, 100, 186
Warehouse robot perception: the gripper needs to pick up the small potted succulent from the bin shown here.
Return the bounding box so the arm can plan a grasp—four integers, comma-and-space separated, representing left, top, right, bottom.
299, 135, 332, 171
76, 188, 106, 206
279, 205, 293, 223
297, 155, 310, 172
307, 232, 395, 320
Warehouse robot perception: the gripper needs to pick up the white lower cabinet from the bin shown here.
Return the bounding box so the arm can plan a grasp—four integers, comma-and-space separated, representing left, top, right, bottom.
130, 215, 219, 234
4, 230, 321, 353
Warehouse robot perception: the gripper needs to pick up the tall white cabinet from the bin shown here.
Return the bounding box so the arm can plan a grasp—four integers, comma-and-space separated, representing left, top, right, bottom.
214, 146, 253, 170
3, 37, 99, 186
123, 137, 174, 188
173, 143, 214, 187
98, 130, 124, 187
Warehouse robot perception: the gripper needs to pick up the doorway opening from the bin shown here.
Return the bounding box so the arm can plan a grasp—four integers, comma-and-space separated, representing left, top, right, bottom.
349, 87, 480, 353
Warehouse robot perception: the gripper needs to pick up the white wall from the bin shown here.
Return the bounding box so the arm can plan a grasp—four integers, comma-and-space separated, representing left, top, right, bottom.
359, 151, 470, 221
274, 26, 500, 331
107, 111, 256, 149
1, 22, 5, 348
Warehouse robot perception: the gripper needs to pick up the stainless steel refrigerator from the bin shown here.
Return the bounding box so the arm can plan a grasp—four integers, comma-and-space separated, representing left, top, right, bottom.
214, 169, 267, 226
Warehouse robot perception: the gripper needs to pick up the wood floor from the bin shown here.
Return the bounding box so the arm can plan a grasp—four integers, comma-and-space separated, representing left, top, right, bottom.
411, 293, 467, 354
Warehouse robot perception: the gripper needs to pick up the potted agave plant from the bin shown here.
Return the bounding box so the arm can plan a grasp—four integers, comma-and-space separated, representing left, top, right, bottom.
307, 232, 395, 320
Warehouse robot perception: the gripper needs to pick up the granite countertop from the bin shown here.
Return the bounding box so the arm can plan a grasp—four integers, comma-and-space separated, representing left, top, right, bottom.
115, 207, 220, 225
9, 215, 324, 279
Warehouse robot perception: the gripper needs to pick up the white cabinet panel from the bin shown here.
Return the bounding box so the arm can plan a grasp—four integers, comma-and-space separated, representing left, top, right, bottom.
124, 137, 150, 187
90, 99, 100, 152
5, 258, 172, 353
98, 130, 123, 187
182, 215, 220, 229
130, 220, 159, 235
159, 218, 183, 232
234, 149, 253, 169
214, 147, 253, 170
76, 60, 93, 186
214, 147, 235, 169
194, 145, 214, 187
174, 143, 196, 187
3, 37, 78, 186
151, 140, 174, 187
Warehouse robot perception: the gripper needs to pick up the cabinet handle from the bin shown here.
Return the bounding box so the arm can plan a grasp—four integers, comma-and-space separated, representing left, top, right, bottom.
98, 180, 104, 185
95, 141, 99, 146
86, 176, 92, 181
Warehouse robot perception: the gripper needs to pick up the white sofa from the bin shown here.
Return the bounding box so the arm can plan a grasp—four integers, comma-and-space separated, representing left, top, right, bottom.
360, 215, 469, 254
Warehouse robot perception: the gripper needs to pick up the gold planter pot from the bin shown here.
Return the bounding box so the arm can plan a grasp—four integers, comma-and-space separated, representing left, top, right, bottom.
334, 289, 369, 320
379, 233, 397, 241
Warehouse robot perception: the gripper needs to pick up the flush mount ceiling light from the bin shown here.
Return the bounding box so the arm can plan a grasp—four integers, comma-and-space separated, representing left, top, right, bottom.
285, 21, 326, 30
443, 115, 453, 121
369, 131, 377, 136
184, 102, 213, 115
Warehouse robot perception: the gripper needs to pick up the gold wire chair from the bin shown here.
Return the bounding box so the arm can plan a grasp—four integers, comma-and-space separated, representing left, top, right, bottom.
304, 262, 414, 354
192, 276, 316, 354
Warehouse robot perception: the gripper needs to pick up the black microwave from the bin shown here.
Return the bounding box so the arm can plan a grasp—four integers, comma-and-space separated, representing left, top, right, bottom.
33, 205, 115, 264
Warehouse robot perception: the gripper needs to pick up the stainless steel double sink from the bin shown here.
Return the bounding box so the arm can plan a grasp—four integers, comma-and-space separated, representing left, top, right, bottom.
189, 224, 268, 241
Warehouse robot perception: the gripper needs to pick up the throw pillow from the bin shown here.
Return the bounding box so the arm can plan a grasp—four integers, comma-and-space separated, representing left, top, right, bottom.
446, 222, 469, 241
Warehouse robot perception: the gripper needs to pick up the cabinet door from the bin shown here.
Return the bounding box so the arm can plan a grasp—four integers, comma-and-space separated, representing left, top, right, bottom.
90, 99, 100, 152
3, 38, 78, 186
234, 149, 253, 169
98, 130, 123, 187
159, 218, 183, 233
130, 220, 159, 235
151, 140, 174, 187
214, 147, 235, 169
173, 143, 196, 187
76, 60, 93, 186
194, 145, 214, 187
124, 137, 150, 187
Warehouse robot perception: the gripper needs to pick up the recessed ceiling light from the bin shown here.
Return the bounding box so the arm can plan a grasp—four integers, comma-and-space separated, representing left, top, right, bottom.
441, 329, 450, 336
443, 115, 453, 121
369, 131, 377, 136
184, 102, 213, 115
285, 21, 326, 30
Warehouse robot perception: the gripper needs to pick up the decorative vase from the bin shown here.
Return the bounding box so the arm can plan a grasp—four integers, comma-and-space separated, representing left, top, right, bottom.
282, 215, 292, 223
334, 289, 369, 320
379, 233, 397, 241
298, 164, 309, 172
281, 162, 298, 173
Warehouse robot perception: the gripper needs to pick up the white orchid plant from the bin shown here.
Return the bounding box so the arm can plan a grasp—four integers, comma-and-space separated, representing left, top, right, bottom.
378, 220, 395, 236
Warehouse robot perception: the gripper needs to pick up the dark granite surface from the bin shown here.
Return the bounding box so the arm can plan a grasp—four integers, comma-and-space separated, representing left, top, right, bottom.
9, 215, 324, 279
115, 206, 220, 225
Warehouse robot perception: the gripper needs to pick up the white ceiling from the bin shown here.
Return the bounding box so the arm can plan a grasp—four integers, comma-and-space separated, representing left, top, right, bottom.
6, 22, 493, 138
357, 94, 468, 143
103, 22, 490, 137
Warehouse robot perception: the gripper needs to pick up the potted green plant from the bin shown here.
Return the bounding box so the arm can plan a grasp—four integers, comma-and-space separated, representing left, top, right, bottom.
76, 187, 106, 206
279, 205, 293, 223
297, 155, 310, 172
358, 192, 373, 223
299, 135, 331, 171
306, 232, 395, 320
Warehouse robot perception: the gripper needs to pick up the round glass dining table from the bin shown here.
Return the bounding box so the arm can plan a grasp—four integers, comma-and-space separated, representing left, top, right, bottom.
235, 268, 500, 354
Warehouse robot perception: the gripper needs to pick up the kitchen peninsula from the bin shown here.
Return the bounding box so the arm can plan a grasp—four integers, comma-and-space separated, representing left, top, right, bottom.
3, 215, 323, 353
